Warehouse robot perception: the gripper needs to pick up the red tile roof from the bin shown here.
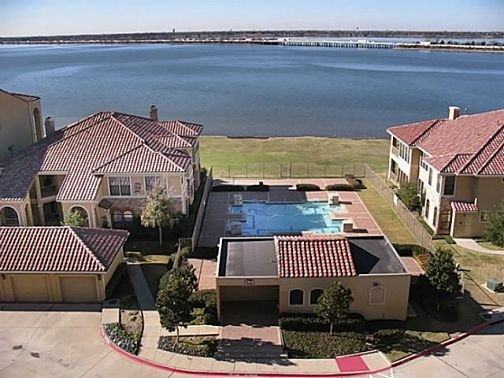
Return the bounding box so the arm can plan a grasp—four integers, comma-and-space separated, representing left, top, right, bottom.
0, 227, 129, 272
451, 201, 479, 212
0, 89, 40, 103
388, 109, 504, 175
161, 120, 204, 137
0, 112, 203, 201
275, 235, 357, 278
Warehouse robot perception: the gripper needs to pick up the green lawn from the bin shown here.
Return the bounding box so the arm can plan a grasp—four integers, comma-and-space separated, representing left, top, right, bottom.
358, 181, 417, 245
200, 137, 389, 177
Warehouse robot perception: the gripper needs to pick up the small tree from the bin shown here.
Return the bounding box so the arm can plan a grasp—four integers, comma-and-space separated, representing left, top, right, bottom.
426, 250, 461, 299
61, 209, 87, 227
156, 263, 198, 342
396, 182, 421, 211
315, 281, 353, 335
141, 186, 178, 248
483, 203, 504, 247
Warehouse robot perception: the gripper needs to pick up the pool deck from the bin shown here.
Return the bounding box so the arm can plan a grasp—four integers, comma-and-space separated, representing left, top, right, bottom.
198, 179, 382, 247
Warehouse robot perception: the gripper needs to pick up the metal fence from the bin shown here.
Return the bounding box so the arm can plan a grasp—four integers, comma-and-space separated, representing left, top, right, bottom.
364, 165, 436, 252
211, 162, 367, 179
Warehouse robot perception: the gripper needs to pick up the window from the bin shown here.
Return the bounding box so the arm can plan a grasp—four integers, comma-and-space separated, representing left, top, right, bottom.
428, 168, 433, 186
480, 211, 489, 223
109, 176, 131, 196
145, 176, 163, 192
443, 176, 455, 196
433, 207, 438, 227
436, 175, 441, 193
289, 289, 304, 306
369, 286, 386, 305
0, 206, 19, 226
309, 289, 323, 305
111, 209, 135, 228
425, 199, 430, 220
69, 206, 89, 227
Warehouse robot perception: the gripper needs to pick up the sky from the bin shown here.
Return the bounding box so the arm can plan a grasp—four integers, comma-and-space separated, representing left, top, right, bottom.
1, 0, 503, 37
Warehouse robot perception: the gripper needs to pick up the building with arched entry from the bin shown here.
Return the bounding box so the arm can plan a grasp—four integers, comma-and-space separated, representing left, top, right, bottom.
0, 108, 203, 231
0, 89, 45, 160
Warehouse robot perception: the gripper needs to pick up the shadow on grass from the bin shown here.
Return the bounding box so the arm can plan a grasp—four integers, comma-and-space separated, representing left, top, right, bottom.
377, 332, 449, 361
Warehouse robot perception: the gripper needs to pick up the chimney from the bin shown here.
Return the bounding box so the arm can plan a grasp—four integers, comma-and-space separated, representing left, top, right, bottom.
448, 106, 460, 121
44, 116, 55, 136
149, 105, 158, 121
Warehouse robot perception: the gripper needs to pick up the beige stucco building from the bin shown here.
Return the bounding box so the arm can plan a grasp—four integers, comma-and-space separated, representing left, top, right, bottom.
0, 108, 203, 231
0, 89, 45, 160
387, 107, 504, 237
216, 235, 411, 321
0, 227, 128, 303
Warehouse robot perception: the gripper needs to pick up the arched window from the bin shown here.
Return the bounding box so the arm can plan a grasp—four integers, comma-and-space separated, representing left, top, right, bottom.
433, 207, 438, 228
289, 289, 304, 306
111, 209, 135, 229
0, 206, 20, 226
309, 289, 323, 305
425, 199, 430, 221
69, 206, 89, 227
369, 285, 386, 305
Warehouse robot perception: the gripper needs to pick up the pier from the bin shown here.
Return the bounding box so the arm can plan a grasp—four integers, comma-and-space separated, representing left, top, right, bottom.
279, 39, 396, 49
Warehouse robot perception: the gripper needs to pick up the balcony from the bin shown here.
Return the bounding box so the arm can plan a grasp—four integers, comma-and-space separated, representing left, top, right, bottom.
391, 146, 399, 157
40, 184, 58, 198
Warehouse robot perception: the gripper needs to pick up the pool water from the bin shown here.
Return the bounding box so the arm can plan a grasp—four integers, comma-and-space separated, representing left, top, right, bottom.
229, 201, 343, 236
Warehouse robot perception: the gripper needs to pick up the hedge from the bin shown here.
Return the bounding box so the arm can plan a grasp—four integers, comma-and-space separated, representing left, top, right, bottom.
158, 336, 216, 357
212, 184, 245, 192
372, 328, 405, 344
296, 183, 321, 192
366, 319, 406, 333
279, 313, 365, 333
325, 183, 355, 191
345, 174, 366, 189
247, 184, 269, 192
283, 331, 367, 358
104, 323, 139, 355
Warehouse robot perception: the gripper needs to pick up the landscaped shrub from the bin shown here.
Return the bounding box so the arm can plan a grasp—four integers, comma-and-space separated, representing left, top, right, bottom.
365, 319, 406, 333
279, 313, 365, 333
393, 244, 429, 257
372, 328, 405, 344
283, 331, 367, 358
158, 336, 216, 357
325, 183, 355, 191
212, 184, 245, 192
296, 183, 321, 191
203, 306, 219, 325
190, 290, 216, 308
104, 323, 139, 355
345, 174, 366, 189
247, 184, 269, 192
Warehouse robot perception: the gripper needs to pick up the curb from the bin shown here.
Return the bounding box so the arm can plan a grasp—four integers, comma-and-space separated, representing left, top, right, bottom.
391, 317, 504, 368
100, 326, 392, 377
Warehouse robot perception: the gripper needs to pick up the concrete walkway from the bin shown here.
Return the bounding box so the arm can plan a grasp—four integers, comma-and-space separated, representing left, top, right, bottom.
454, 238, 504, 255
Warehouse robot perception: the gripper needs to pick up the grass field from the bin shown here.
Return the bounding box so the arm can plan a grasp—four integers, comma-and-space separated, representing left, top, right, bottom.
200, 137, 389, 177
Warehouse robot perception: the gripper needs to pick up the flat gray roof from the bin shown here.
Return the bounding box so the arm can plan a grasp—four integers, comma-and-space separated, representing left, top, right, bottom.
348, 236, 407, 274
218, 238, 277, 277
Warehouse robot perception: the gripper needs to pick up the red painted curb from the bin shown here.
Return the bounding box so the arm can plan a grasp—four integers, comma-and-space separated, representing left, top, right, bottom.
391, 317, 504, 368
100, 326, 392, 377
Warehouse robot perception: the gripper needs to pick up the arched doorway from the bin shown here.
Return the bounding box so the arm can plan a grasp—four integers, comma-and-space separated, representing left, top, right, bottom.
0, 206, 20, 226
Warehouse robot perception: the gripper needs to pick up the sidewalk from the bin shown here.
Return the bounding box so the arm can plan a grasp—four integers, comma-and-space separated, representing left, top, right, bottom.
123, 263, 391, 376
454, 238, 504, 255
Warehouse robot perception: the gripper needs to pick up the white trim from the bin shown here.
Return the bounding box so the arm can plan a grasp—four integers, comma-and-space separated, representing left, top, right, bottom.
288, 288, 305, 306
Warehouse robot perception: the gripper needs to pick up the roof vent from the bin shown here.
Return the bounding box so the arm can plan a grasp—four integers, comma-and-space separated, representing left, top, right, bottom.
149, 105, 158, 121
448, 106, 460, 121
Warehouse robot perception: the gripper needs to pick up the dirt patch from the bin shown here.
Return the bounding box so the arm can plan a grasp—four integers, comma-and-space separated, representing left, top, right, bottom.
121, 309, 143, 341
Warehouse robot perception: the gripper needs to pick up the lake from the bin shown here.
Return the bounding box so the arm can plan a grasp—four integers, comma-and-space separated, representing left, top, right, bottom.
1, 44, 503, 137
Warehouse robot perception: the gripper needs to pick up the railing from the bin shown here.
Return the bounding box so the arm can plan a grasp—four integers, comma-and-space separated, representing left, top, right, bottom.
390, 146, 399, 157
211, 163, 367, 179
364, 165, 435, 252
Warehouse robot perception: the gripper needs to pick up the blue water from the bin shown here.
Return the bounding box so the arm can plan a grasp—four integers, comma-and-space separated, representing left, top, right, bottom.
1, 44, 504, 137
229, 201, 343, 235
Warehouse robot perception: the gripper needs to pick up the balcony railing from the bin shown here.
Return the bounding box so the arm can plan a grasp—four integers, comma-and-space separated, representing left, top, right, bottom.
40, 184, 58, 198
391, 146, 399, 157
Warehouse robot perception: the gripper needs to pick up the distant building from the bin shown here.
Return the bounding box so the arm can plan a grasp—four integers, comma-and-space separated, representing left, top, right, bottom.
0, 108, 203, 229
0, 89, 45, 160
387, 107, 504, 238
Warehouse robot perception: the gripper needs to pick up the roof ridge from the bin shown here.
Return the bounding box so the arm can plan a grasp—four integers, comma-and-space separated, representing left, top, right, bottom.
68, 227, 107, 271
158, 132, 193, 147
159, 150, 185, 171
460, 123, 504, 174
110, 113, 147, 144
91, 144, 144, 173
475, 128, 504, 175
412, 119, 442, 146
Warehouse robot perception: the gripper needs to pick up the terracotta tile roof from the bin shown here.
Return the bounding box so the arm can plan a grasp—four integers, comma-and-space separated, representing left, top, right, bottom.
388, 109, 504, 175
0, 227, 129, 272
451, 201, 479, 212
157, 135, 197, 148
0, 111, 202, 201
161, 120, 204, 137
275, 235, 357, 278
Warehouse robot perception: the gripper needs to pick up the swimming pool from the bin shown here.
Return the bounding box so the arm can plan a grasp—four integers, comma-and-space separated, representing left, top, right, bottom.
228, 201, 343, 236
